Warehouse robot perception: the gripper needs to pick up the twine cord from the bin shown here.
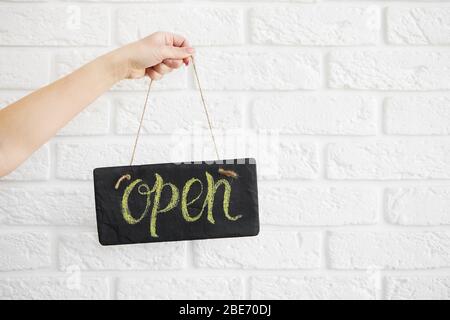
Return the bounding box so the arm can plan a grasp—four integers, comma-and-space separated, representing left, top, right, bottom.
129, 57, 220, 166
191, 57, 221, 161
129, 79, 153, 166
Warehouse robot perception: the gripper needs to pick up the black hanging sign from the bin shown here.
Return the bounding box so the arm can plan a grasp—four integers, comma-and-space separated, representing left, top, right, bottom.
93, 158, 259, 246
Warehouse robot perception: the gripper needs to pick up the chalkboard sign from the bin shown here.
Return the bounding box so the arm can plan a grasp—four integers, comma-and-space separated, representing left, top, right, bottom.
93, 158, 259, 246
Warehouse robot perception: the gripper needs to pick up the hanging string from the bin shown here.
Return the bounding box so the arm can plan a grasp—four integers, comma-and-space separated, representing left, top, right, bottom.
129, 79, 153, 166
191, 57, 221, 161
128, 57, 237, 178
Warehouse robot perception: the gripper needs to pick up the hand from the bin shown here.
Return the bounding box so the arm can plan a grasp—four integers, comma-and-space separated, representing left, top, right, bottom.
117, 32, 194, 81
0, 32, 195, 177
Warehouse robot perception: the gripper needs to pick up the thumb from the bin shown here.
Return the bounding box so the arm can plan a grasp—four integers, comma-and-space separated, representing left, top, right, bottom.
159, 46, 194, 60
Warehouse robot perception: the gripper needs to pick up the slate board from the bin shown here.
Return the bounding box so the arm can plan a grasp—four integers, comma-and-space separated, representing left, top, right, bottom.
93, 158, 259, 246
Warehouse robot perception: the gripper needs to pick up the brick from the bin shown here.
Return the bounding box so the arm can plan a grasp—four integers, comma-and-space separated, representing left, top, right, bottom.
117, 276, 243, 300
54, 50, 187, 91
250, 276, 376, 299
58, 98, 110, 136
256, 140, 319, 180
59, 232, 185, 270
0, 52, 49, 89
385, 96, 450, 135
259, 184, 378, 226
188, 130, 258, 165
278, 141, 319, 179
329, 50, 450, 90
98, 0, 314, 1
117, 7, 243, 46
328, 231, 450, 269
252, 95, 377, 135
386, 187, 450, 225
0, 186, 95, 226
72, 0, 162, 1
70, 0, 163, 1
0, 276, 109, 300
0, 232, 51, 271
1, 145, 50, 181
204, 0, 315, 1
115, 93, 243, 134
186, 132, 317, 180
82, 0, 314, 1
251, 6, 379, 45
388, 7, 450, 45
386, 276, 450, 300
55, 139, 186, 180
195, 48, 321, 90
327, 140, 450, 180
194, 231, 320, 269
0, 5, 109, 46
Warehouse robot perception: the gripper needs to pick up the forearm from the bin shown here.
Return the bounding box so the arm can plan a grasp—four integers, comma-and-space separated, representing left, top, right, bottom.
0, 32, 193, 178
0, 49, 127, 177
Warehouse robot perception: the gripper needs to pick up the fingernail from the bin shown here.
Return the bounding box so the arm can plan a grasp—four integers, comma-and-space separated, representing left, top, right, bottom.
186, 47, 195, 54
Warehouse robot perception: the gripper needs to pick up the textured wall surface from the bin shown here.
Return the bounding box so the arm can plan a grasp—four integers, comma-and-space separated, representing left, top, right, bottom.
1, 0, 450, 300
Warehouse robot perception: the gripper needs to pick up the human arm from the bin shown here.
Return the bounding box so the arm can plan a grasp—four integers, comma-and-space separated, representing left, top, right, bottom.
0, 32, 193, 177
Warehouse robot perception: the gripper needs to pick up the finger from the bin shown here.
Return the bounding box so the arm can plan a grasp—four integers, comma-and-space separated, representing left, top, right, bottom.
163, 59, 184, 69
183, 56, 191, 66
171, 33, 191, 48
153, 63, 172, 75
146, 68, 163, 81
171, 34, 192, 65
159, 46, 194, 61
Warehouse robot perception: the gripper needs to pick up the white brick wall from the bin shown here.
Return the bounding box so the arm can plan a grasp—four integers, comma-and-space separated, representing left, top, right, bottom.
250, 276, 377, 300
0, 0, 450, 300
117, 277, 243, 300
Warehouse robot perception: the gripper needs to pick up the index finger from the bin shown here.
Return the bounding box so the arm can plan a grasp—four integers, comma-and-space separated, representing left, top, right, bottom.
171, 33, 191, 48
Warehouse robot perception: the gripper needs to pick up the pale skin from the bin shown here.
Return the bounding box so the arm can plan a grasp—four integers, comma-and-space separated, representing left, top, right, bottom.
0, 32, 194, 178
